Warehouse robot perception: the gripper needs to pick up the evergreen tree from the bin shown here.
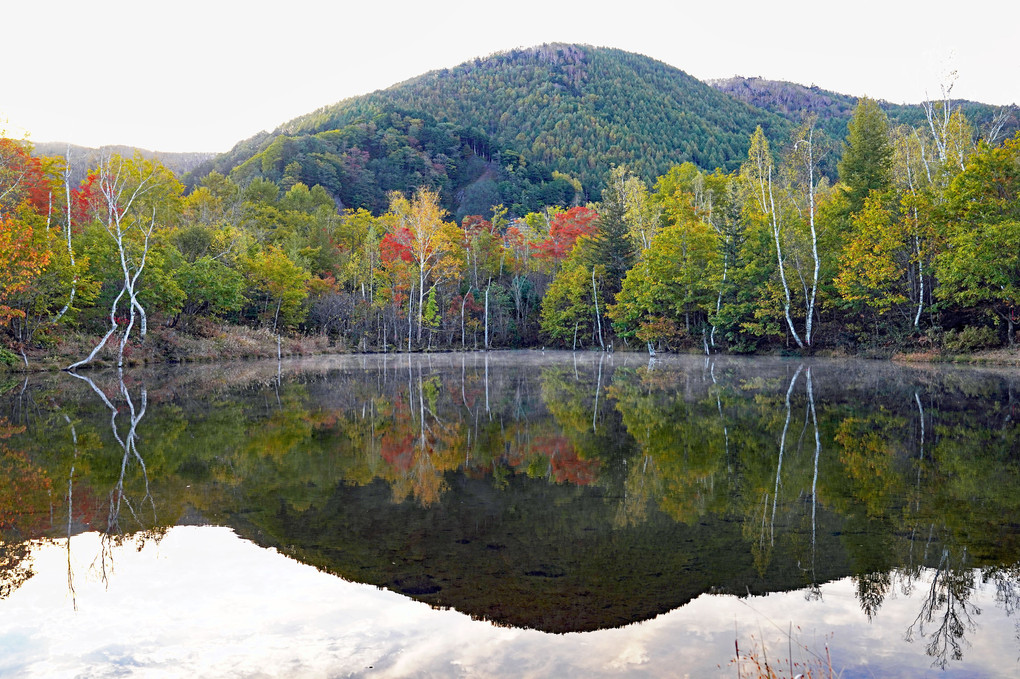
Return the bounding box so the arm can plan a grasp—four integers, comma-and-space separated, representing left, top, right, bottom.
838, 98, 893, 213
588, 168, 637, 301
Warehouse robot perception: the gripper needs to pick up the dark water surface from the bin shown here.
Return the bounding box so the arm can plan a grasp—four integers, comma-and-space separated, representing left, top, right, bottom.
1, 352, 1019, 677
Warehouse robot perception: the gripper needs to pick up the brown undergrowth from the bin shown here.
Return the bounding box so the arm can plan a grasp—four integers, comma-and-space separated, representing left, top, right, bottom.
729, 627, 840, 679
4, 322, 342, 371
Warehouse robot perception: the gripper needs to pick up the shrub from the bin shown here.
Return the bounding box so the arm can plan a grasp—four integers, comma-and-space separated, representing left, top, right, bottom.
0, 347, 17, 367
943, 326, 1000, 353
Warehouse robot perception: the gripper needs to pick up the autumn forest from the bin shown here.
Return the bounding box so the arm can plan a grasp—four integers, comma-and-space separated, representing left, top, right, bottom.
1, 45, 1018, 369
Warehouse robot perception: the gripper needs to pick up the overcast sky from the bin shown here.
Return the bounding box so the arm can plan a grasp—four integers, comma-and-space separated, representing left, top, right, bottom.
3, 0, 1017, 153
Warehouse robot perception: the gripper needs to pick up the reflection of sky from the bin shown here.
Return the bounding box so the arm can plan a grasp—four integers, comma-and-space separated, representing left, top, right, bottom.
0, 527, 1017, 678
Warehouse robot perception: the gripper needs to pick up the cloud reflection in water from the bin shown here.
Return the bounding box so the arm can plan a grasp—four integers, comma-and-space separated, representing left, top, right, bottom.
0, 526, 1016, 678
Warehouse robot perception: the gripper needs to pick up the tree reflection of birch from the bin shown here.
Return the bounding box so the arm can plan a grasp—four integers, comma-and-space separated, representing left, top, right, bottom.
772, 365, 804, 546
804, 366, 822, 601
66, 370, 155, 586
59, 407, 79, 610
906, 548, 979, 670
752, 364, 804, 572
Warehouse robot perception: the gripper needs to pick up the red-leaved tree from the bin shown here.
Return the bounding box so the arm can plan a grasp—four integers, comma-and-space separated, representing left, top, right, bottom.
533, 206, 598, 262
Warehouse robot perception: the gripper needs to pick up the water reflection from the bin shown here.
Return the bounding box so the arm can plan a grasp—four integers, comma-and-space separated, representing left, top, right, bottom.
0, 353, 1019, 675
3, 527, 1019, 679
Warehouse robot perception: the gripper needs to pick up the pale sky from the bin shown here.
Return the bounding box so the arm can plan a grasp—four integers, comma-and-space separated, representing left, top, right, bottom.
3, 0, 1017, 153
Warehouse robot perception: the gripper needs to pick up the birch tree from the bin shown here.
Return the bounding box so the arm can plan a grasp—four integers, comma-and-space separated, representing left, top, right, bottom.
783, 117, 824, 347
921, 73, 974, 173
892, 127, 940, 328
389, 188, 450, 344
612, 165, 660, 253
67, 155, 181, 370
742, 126, 805, 349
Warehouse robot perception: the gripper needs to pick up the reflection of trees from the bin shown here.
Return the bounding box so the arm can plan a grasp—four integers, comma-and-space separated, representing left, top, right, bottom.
609, 359, 831, 587
855, 571, 892, 620
0, 370, 162, 602
375, 358, 467, 506
608, 364, 726, 526
988, 564, 1020, 657
0, 416, 49, 599
906, 549, 980, 669
804, 367, 822, 600
832, 370, 1018, 668
65, 371, 158, 589
74, 373, 153, 529
540, 361, 627, 490
1, 355, 1020, 656
224, 355, 614, 510
741, 364, 821, 577
0, 539, 32, 600
758, 364, 804, 572
170, 355, 1020, 638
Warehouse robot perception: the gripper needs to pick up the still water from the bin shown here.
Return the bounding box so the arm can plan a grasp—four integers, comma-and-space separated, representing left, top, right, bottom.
0, 352, 1018, 677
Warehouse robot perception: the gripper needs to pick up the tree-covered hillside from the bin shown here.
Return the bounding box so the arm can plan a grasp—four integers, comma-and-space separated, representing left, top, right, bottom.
187, 44, 790, 216
710, 76, 1019, 145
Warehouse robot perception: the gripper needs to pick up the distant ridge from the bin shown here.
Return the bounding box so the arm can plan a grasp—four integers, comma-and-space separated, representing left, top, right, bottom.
31, 142, 215, 184
709, 76, 1019, 142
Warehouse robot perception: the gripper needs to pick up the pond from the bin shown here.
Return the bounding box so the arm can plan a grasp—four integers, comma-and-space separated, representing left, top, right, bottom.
0, 352, 1018, 678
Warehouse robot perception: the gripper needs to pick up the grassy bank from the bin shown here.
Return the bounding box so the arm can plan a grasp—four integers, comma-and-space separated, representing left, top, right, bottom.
0, 323, 341, 372
892, 347, 1020, 367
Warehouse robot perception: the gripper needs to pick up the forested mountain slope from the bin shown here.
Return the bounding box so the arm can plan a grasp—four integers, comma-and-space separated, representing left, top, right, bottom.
187, 44, 791, 217
710, 76, 1019, 144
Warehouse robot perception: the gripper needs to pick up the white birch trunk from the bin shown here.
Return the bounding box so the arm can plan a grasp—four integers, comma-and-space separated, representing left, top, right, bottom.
804, 127, 819, 347
67, 288, 125, 370
767, 167, 805, 349
54, 152, 77, 323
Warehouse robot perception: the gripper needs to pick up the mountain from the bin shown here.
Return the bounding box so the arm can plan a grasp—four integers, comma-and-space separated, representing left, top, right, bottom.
186, 46, 1017, 220
187, 44, 791, 218
31, 142, 215, 185
709, 76, 1019, 144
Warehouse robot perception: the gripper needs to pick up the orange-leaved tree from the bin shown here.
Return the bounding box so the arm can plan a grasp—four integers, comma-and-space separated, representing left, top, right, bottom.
0, 136, 54, 338
0, 214, 51, 329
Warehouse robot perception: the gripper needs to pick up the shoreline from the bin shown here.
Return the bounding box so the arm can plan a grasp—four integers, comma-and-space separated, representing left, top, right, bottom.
3, 325, 1018, 373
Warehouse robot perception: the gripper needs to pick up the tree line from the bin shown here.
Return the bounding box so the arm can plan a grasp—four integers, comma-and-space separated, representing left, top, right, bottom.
0, 94, 1017, 367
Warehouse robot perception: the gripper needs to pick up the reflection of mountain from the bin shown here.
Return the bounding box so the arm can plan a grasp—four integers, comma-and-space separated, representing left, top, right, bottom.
228, 472, 853, 633
2, 354, 1020, 644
